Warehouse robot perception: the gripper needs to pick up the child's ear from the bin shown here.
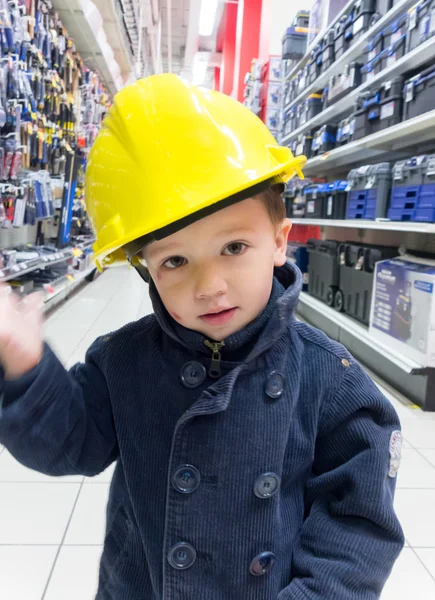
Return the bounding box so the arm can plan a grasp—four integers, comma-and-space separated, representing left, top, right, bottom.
274, 218, 292, 267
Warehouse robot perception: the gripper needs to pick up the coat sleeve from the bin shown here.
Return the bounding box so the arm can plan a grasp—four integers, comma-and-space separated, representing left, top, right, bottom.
279, 359, 405, 600
0, 338, 118, 477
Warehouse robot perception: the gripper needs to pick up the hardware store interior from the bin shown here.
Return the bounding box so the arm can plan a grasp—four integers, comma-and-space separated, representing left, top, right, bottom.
1, 0, 435, 598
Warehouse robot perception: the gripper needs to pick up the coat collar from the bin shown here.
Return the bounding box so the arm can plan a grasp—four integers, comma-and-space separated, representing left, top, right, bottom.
149, 261, 302, 359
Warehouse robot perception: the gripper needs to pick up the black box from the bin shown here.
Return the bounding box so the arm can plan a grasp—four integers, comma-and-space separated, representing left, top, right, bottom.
311, 124, 337, 155
318, 29, 336, 74
379, 34, 407, 71
383, 12, 407, 47
403, 65, 435, 121
407, 0, 435, 52
307, 239, 340, 305
334, 16, 349, 59
344, 0, 377, 48
304, 185, 325, 218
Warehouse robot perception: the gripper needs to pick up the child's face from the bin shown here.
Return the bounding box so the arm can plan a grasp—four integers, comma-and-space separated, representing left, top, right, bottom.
143, 197, 291, 340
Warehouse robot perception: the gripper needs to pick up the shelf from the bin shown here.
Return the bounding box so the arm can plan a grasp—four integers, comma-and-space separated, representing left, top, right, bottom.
284, 0, 418, 103
298, 292, 422, 373
52, 0, 133, 95
0, 250, 74, 283
282, 37, 435, 146
43, 265, 97, 313
291, 219, 435, 233
302, 109, 435, 175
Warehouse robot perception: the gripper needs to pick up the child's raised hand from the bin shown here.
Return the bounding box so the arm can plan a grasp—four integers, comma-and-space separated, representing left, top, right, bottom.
0, 285, 44, 380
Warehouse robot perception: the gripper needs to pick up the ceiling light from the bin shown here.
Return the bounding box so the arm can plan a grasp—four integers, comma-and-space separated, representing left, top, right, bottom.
199, 0, 219, 36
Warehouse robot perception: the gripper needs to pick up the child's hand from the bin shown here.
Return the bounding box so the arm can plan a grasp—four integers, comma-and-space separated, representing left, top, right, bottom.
0, 284, 44, 380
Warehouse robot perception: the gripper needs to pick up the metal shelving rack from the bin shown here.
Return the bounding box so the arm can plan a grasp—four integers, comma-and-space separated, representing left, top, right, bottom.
280, 0, 435, 410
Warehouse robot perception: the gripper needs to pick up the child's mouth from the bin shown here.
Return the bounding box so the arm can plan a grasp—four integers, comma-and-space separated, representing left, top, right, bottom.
199, 307, 237, 326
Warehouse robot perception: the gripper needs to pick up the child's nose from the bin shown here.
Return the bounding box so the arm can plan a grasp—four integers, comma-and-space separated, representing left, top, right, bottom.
194, 269, 228, 299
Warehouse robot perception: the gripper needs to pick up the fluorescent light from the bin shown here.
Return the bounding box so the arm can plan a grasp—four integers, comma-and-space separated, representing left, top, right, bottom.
192, 54, 208, 85
199, 0, 219, 36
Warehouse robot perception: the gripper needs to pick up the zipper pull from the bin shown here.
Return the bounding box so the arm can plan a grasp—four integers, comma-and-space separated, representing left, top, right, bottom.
204, 340, 225, 378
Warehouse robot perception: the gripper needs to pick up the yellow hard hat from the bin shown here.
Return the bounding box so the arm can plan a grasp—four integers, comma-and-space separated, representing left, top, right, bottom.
86, 74, 306, 270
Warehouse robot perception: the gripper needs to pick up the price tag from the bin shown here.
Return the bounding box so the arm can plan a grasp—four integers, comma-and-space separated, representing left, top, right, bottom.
431, 8, 435, 33
12, 265, 20, 273
20, 263, 28, 270
307, 201, 315, 214
409, 8, 417, 30
381, 101, 395, 120
405, 83, 414, 102
353, 15, 364, 35
0, 270, 4, 278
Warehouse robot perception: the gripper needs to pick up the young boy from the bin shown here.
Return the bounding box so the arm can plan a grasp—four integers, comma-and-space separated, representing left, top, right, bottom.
0, 75, 404, 599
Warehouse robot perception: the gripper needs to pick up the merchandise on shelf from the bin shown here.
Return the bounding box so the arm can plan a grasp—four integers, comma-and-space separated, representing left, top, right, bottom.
299, 93, 323, 126
389, 154, 435, 222
308, 0, 350, 46
370, 255, 435, 367
311, 124, 337, 155
286, 243, 310, 290
403, 64, 435, 121
382, 11, 408, 47
364, 29, 384, 65
378, 32, 407, 70
407, 0, 435, 53
308, 44, 322, 85
337, 114, 356, 144
306, 239, 340, 305
327, 61, 362, 103
346, 162, 391, 219
291, 130, 314, 157
334, 14, 349, 59
335, 242, 397, 324
344, 0, 378, 49
282, 10, 310, 60
319, 180, 349, 218
319, 29, 336, 73
353, 76, 403, 139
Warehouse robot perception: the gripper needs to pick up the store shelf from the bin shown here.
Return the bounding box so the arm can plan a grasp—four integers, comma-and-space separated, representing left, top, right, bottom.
52, 0, 133, 95
43, 265, 97, 314
291, 219, 435, 233
284, 0, 417, 102
0, 250, 74, 283
298, 292, 422, 373
302, 109, 435, 175
282, 36, 435, 146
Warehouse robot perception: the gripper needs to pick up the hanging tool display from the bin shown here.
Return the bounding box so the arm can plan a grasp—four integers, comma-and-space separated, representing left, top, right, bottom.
0, 0, 111, 239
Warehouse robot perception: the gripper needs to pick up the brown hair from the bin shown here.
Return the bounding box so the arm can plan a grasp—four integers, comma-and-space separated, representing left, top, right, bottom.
254, 184, 286, 225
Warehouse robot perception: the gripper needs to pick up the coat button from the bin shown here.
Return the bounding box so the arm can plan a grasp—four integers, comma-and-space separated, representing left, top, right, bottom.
168, 542, 197, 570
265, 371, 284, 399
254, 472, 281, 499
180, 361, 207, 388
172, 465, 201, 494
249, 551, 276, 576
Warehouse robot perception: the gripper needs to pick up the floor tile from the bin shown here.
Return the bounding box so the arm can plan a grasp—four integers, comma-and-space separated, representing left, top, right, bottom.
84, 462, 116, 484
381, 548, 435, 599
44, 546, 102, 600
0, 451, 83, 483
394, 489, 435, 548
414, 548, 435, 580
0, 546, 58, 600
64, 484, 110, 545
0, 483, 80, 544
419, 449, 435, 468
396, 449, 435, 489
400, 420, 435, 449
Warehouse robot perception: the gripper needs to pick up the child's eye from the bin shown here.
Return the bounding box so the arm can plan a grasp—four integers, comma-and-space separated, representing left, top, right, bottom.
223, 242, 247, 256
163, 256, 187, 269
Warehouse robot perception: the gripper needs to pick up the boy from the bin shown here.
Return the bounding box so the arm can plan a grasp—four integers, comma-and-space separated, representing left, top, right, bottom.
0, 75, 404, 599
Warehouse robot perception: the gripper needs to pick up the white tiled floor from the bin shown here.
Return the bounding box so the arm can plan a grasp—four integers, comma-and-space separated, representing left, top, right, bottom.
0, 266, 434, 598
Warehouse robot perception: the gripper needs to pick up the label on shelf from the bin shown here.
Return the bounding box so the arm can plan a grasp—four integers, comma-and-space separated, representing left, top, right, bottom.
0, 270, 4, 278
409, 8, 417, 30
12, 265, 20, 273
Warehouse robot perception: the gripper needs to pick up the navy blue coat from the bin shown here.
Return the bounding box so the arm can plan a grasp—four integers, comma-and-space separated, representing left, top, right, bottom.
0, 262, 404, 599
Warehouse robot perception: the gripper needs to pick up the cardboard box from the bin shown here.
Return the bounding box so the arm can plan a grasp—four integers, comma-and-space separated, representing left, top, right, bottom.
369, 255, 435, 367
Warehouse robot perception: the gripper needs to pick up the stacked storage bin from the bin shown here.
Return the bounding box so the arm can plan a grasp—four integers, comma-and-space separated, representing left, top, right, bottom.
353, 77, 403, 139
344, 0, 378, 49
304, 180, 348, 218
346, 163, 392, 219
282, 10, 310, 59
307, 239, 341, 305
335, 243, 398, 324
337, 114, 356, 145
389, 154, 435, 222
262, 57, 283, 138
407, 0, 435, 52
311, 125, 337, 155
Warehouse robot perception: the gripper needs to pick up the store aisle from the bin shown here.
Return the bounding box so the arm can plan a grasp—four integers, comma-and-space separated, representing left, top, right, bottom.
0, 266, 435, 599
